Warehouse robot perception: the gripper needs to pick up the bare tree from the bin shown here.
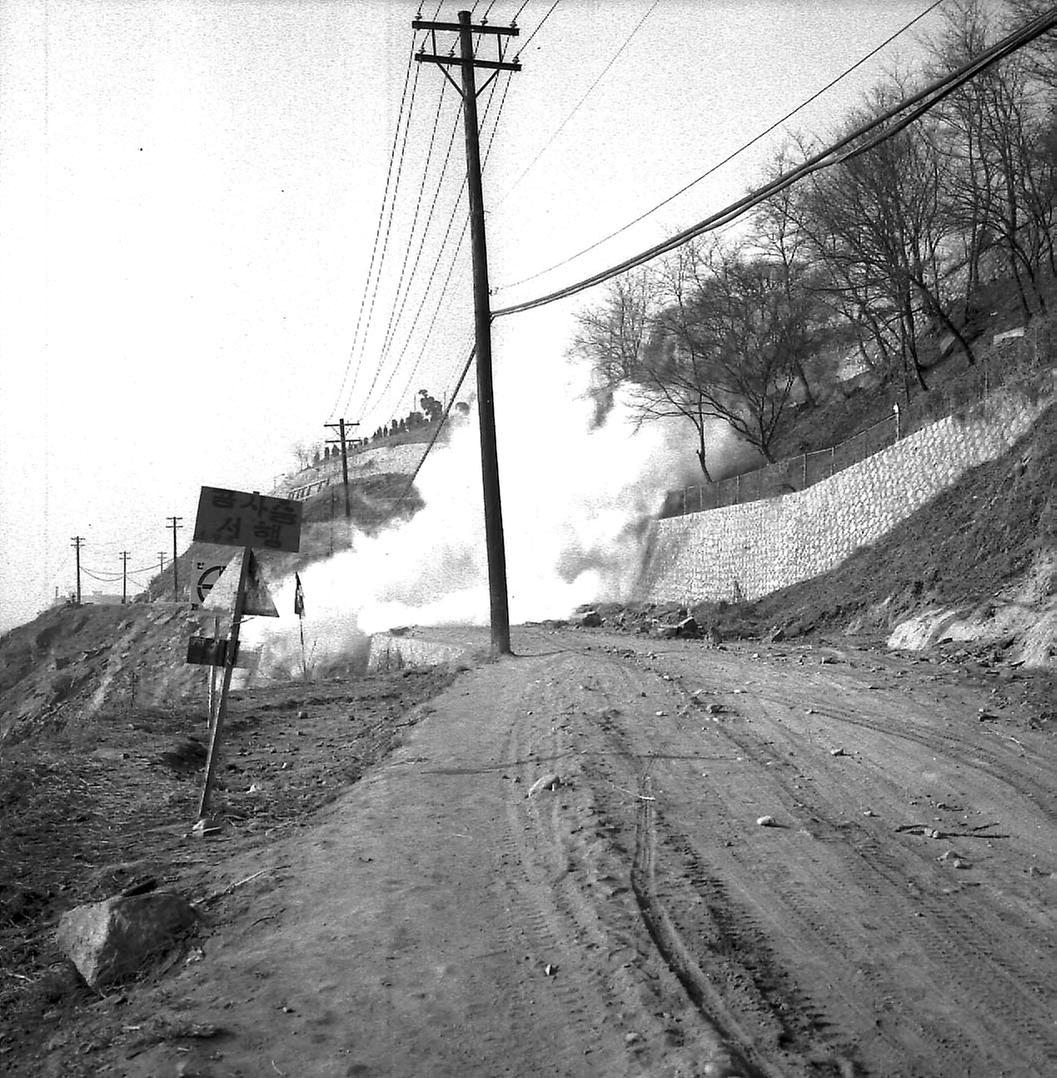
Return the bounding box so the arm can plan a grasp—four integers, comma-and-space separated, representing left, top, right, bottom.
636, 240, 811, 467
571, 269, 654, 426
928, 2, 1057, 320
790, 83, 974, 396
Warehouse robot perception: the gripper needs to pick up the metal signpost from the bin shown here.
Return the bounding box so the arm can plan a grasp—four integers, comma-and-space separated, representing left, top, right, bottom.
190, 487, 301, 823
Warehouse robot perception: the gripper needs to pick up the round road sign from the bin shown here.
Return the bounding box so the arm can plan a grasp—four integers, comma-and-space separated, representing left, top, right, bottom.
196, 565, 225, 603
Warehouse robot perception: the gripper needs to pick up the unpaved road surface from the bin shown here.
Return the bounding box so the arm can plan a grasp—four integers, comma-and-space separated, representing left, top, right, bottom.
33, 629, 1057, 1076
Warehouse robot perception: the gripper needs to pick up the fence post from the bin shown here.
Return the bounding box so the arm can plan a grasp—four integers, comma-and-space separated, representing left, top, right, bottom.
736, 474, 741, 504
801, 454, 807, 488
893, 403, 900, 440
830, 446, 835, 477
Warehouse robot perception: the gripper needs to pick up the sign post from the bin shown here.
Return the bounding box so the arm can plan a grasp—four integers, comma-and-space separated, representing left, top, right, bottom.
190, 487, 301, 824
196, 546, 250, 822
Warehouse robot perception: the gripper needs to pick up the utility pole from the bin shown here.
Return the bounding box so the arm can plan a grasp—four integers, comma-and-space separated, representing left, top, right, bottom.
158, 551, 166, 576
166, 517, 183, 600
413, 9, 520, 657
70, 536, 84, 605
119, 551, 131, 604
324, 419, 359, 521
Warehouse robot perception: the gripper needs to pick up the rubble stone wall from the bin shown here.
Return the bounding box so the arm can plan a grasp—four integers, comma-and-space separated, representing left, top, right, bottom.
637, 379, 1055, 604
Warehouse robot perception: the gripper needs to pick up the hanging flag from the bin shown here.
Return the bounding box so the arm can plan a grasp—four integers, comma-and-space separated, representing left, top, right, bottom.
294, 573, 305, 618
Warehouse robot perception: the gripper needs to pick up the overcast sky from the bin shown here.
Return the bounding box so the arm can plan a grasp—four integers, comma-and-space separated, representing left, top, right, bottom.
0, 0, 953, 632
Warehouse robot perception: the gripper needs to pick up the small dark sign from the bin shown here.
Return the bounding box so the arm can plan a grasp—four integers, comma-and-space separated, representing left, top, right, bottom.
186, 636, 229, 667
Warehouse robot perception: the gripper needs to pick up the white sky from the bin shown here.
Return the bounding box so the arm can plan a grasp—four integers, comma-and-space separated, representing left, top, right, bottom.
0, 0, 955, 632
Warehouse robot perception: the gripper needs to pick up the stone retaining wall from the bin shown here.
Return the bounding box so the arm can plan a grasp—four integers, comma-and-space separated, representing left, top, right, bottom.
637, 376, 1056, 604
366, 633, 468, 672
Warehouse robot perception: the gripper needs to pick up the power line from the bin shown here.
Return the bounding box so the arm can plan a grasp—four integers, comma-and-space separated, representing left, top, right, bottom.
495, 0, 949, 293
492, 5, 1057, 320
517, 0, 558, 52
497, 0, 653, 207
328, 43, 419, 420
370, 83, 461, 394
364, 60, 515, 428
358, 53, 512, 426
341, 58, 425, 416
391, 346, 477, 515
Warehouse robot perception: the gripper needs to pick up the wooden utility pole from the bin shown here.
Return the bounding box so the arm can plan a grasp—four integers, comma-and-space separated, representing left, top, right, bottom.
119, 550, 131, 604
412, 10, 520, 656
166, 516, 183, 600
324, 418, 359, 520
70, 536, 84, 605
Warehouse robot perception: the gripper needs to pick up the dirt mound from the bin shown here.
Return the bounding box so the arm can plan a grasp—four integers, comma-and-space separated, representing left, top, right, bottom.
0, 604, 212, 743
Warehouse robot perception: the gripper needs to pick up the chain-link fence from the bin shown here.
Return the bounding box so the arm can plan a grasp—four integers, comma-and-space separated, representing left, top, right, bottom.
659, 317, 1057, 519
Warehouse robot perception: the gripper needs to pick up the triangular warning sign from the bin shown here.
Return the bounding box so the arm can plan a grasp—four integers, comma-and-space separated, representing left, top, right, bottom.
201, 552, 241, 612
201, 550, 279, 617
243, 550, 278, 617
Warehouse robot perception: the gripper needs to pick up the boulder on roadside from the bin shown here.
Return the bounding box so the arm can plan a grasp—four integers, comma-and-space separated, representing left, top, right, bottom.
649, 621, 680, 639
528, 773, 562, 797
676, 616, 699, 638
576, 610, 603, 628
56, 892, 199, 989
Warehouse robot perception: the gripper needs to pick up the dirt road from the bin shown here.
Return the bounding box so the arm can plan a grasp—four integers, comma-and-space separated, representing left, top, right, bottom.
63, 629, 1057, 1077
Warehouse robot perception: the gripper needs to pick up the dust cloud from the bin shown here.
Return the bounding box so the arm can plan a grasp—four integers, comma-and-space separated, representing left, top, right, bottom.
247, 332, 715, 675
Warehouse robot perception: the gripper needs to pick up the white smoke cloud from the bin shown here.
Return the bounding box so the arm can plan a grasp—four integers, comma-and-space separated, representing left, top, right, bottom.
244, 313, 709, 674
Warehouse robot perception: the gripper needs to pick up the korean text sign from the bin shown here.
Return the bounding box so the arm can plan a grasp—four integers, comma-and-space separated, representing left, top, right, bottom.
193, 487, 302, 553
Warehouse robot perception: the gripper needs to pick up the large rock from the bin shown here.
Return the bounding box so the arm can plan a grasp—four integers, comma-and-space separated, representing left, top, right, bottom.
56, 892, 199, 989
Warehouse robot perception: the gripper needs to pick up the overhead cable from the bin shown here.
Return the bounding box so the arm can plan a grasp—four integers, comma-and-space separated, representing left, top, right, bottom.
341, 58, 425, 413
492, 6, 1057, 319
517, 0, 558, 52
327, 43, 419, 420
360, 54, 512, 426
495, 0, 948, 292
390, 345, 477, 516
497, 0, 655, 206
373, 65, 514, 423
373, 78, 452, 368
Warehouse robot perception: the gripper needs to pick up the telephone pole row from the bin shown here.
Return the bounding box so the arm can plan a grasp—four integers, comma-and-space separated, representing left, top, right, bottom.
412, 9, 520, 657
70, 536, 85, 605
324, 418, 359, 521
166, 517, 183, 600
119, 550, 131, 604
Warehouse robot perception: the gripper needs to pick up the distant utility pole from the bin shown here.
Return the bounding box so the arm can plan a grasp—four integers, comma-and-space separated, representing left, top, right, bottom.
166, 517, 183, 600
158, 551, 167, 578
324, 418, 359, 521
70, 536, 85, 605
119, 551, 131, 604
412, 9, 520, 657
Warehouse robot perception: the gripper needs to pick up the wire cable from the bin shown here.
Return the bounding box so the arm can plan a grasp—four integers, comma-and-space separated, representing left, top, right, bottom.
373, 77, 452, 368
517, 0, 557, 51
390, 345, 477, 516
360, 52, 512, 426
328, 43, 419, 420
370, 60, 513, 425
372, 61, 513, 425
492, 5, 1057, 320
495, 0, 948, 293
342, 58, 426, 415
498, 0, 654, 206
